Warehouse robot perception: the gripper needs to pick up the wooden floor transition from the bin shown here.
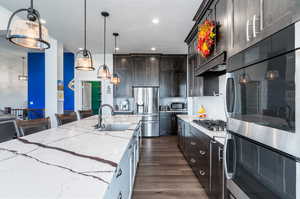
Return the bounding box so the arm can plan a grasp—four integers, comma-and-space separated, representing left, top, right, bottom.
132, 136, 208, 199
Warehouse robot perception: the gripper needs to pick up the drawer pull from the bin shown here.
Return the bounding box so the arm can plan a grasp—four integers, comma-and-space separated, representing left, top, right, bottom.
116, 169, 122, 178
190, 141, 196, 146
190, 158, 196, 164
199, 150, 206, 155
118, 192, 122, 199
199, 170, 206, 176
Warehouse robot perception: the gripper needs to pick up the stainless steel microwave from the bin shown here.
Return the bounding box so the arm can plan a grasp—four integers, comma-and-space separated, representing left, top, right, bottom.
224, 23, 300, 158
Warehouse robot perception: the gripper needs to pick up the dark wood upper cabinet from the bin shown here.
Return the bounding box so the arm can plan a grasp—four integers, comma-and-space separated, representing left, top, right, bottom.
160, 55, 187, 98
114, 54, 187, 98
113, 55, 133, 98
131, 55, 160, 87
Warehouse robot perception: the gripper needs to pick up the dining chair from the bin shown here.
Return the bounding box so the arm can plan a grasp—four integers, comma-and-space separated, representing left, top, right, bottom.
0, 120, 20, 143
17, 117, 51, 136
55, 112, 78, 126
78, 110, 94, 119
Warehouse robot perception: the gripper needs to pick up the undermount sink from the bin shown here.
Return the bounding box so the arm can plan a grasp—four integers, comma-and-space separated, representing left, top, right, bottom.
97, 123, 132, 131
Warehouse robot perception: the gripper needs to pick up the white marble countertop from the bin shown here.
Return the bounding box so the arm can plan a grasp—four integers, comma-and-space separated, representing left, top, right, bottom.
177, 115, 226, 145
0, 115, 142, 199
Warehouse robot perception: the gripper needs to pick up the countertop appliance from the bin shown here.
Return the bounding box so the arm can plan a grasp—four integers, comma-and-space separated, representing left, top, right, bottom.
193, 119, 226, 131
133, 87, 159, 137
224, 24, 300, 199
170, 102, 185, 110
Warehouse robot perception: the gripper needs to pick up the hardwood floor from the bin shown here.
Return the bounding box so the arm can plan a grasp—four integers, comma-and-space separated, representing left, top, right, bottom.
133, 136, 208, 199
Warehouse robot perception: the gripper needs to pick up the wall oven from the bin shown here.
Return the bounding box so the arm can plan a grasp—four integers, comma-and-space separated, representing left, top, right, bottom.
224, 23, 300, 199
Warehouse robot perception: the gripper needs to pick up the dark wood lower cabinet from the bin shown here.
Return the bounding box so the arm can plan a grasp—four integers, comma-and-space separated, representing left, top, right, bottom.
178, 122, 226, 199
210, 140, 225, 199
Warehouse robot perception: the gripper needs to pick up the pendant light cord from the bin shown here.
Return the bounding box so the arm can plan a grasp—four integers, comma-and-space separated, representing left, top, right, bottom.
30, 0, 33, 9
103, 16, 106, 65
84, 0, 87, 51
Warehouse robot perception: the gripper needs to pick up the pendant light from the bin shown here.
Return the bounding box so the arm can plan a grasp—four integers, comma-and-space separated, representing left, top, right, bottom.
111, 33, 121, 85
18, 57, 28, 81
6, 0, 50, 50
97, 11, 111, 80
75, 0, 95, 71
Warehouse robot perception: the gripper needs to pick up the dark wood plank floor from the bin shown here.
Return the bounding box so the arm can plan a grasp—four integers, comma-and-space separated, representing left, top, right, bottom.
133, 136, 208, 199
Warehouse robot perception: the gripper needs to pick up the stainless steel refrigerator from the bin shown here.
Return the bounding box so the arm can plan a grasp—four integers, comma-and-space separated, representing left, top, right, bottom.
133, 87, 159, 137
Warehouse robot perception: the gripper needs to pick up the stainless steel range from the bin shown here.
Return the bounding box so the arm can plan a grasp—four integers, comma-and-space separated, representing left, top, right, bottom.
193, 119, 227, 131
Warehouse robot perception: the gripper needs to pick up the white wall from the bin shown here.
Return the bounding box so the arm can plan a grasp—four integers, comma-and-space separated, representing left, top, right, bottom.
75, 54, 113, 115
45, 39, 64, 127
0, 53, 27, 110
187, 75, 226, 121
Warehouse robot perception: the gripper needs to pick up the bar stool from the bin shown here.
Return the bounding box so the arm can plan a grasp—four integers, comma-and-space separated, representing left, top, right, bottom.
17, 117, 51, 136
55, 112, 78, 126
78, 110, 94, 119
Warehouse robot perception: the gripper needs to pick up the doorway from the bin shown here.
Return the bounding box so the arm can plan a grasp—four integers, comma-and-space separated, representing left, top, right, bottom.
82, 81, 101, 114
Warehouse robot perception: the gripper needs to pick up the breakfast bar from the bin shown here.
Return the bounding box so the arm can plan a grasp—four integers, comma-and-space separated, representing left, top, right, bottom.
0, 115, 142, 199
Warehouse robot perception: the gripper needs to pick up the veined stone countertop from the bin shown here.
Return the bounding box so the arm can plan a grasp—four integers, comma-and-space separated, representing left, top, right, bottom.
0, 115, 142, 199
177, 115, 226, 145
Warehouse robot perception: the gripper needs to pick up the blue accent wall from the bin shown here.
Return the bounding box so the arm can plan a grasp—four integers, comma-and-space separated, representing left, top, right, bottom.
63, 53, 75, 111
28, 53, 45, 119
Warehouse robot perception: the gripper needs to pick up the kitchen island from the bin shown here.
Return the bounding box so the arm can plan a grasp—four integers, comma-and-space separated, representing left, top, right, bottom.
0, 115, 142, 199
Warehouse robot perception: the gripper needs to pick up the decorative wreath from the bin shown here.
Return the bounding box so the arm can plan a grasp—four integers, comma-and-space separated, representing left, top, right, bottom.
197, 20, 216, 58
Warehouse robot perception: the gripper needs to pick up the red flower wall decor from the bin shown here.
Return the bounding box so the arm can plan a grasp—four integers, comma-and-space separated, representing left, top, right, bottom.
197, 20, 216, 58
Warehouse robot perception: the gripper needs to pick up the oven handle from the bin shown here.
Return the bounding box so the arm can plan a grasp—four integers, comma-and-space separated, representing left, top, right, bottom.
224, 133, 236, 180
225, 73, 235, 118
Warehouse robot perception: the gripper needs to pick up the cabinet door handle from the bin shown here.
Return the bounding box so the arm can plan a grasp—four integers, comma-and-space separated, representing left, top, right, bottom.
199, 150, 206, 155
190, 158, 196, 164
246, 19, 250, 42
199, 170, 206, 176
190, 141, 196, 146
118, 192, 122, 199
116, 168, 122, 178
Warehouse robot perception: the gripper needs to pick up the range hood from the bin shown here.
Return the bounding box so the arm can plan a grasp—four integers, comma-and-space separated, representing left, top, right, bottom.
195, 51, 226, 76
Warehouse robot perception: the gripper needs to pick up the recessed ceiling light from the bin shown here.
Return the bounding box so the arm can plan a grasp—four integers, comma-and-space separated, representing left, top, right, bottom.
152, 18, 159, 24
151, 47, 156, 51
40, 18, 46, 24
115, 47, 120, 51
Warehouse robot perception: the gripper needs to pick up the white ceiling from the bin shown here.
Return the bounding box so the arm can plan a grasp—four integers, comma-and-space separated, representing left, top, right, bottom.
0, 0, 200, 54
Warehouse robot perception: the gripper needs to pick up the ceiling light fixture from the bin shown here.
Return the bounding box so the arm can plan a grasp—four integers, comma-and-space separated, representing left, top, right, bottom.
18, 57, 28, 81
152, 18, 159, 24
40, 18, 46, 24
6, 0, 50, 50
97, 11, 111, 80
111, 32, 121, 85
115, 47, 120, 51
151, 47, 156, 51
75, 0, 95, 71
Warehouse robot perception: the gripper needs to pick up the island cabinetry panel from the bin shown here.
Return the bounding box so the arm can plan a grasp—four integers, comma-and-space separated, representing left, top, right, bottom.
114, 55, 133, 98
104, 128, 140, 199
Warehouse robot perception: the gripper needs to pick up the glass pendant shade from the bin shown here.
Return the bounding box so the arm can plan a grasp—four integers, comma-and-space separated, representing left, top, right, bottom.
18, 57, 28, 81
111, 74, 121, 85
76, 0, 94, 71
97, 65, 111, 80
18, 75, 28, 81
266, 70, 279, 80
8, 19, 50, 50
239, 73, 251, 84
75, 50, 95, 71
6, 0, 50, 50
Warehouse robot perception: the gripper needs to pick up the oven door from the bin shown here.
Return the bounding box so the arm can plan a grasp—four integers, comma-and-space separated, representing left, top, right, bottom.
225, 50, 300, 158
224, 132, 298, 199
